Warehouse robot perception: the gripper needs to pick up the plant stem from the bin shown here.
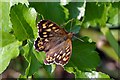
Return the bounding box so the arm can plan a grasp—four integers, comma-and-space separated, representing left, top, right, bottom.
100, 27, 120, 58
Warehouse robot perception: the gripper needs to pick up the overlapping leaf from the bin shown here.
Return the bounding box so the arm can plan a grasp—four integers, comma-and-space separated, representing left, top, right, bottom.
0, 40, 20, 74
10, 3, 34, 41
65, 38, 100, 71
29, 2, 66, 25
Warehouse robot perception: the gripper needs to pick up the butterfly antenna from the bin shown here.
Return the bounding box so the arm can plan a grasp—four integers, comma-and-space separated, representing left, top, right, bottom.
70, 18, 74, 32
41, 15, 45, 20
60, 18, 74, 28
73, 35, 84, 42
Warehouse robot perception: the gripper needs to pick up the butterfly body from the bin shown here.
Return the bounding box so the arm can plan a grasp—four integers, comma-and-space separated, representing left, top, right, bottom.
34, 20, 73, 66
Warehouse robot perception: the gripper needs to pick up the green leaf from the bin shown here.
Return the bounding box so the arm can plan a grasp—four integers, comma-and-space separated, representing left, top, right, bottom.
75, 69, 87, 78
1, 2, 12, 32
65, 2, 84, 19
29, 2, 66, 25
84, 71, 110, 78
65, 38, 100, 71
64, 67, 75, 74
33, 51, 46, 65
107, 2, 120, 26
23, 7, 38, 38
23, 40, 42, 76
63, 19, 81, 34
65, 67, 110, 78
10, 3, 34, 41
1, 1, 29, 33
82, 2, 107, 28
33, 65, 53, 78
0, 41, 20, 74
10, 0, 29, 6
61, 5, 69, 20
1, 30, 16, 47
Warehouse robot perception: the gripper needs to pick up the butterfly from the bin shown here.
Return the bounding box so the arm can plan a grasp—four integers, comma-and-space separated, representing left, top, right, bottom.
34, 20, 73, 66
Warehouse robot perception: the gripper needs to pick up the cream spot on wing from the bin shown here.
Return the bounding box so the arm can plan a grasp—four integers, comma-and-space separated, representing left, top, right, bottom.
62, 53, 66, 58
46, 56, 49, 60
39, 46, 44, 50
43, 32, 47, 34
46, 56, 53, 62
45, 39, 49, 42
49, 57, 53, 61
60, 51, 62, 54
66, 49, 70, 52
37, 43, 41, 46
46, 29, 51, 32
43, 35, 48, 37
43, 24, 47, 28
66, 52, 71, 56
57, 55, 60, 58
66, 46, 69, 50
48, 24, 54, 27
39, 41, 43, 45
54, 29, 59, 32
63, 57, 69, 61
54, 53, 57, 57
52, 27, 56, 30
58, 56, 62, 60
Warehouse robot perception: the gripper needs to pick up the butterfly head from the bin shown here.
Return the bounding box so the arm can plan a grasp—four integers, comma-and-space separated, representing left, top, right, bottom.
68, 32, 74, 39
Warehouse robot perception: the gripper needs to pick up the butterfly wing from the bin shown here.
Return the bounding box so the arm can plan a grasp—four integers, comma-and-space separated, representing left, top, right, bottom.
34, 20, 72, 66
44, 39, 72, 66
35, 20, 68, 52
37, 20, 67, 38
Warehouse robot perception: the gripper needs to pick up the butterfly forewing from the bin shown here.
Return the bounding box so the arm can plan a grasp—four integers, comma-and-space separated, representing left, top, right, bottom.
37, 20, 67, 38
34, 20, 73, 66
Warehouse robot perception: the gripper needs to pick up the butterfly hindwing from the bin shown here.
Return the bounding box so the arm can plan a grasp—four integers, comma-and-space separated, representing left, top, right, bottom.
34, 37, 45, 51
44, 39, 72, 66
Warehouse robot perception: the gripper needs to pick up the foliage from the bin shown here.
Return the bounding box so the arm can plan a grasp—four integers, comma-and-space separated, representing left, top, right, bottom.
1, 0, 119, 79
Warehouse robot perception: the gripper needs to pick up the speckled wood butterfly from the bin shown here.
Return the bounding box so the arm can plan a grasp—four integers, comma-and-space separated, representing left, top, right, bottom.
34, 20, 73, 66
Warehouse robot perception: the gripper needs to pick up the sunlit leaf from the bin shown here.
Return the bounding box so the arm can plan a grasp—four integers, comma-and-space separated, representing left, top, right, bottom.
0, 41, 20, 74
82, 2, 107, 27
23, 40, 42, 76
10, 3, 34, 41
1, 30, 16, 47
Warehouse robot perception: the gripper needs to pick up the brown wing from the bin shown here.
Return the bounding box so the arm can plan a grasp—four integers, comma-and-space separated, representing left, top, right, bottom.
44, 39, 72, 66
34, 36, 66, 52
34, 20, 72, 66
37, 20, 67, 38
35, 20, 68, 52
